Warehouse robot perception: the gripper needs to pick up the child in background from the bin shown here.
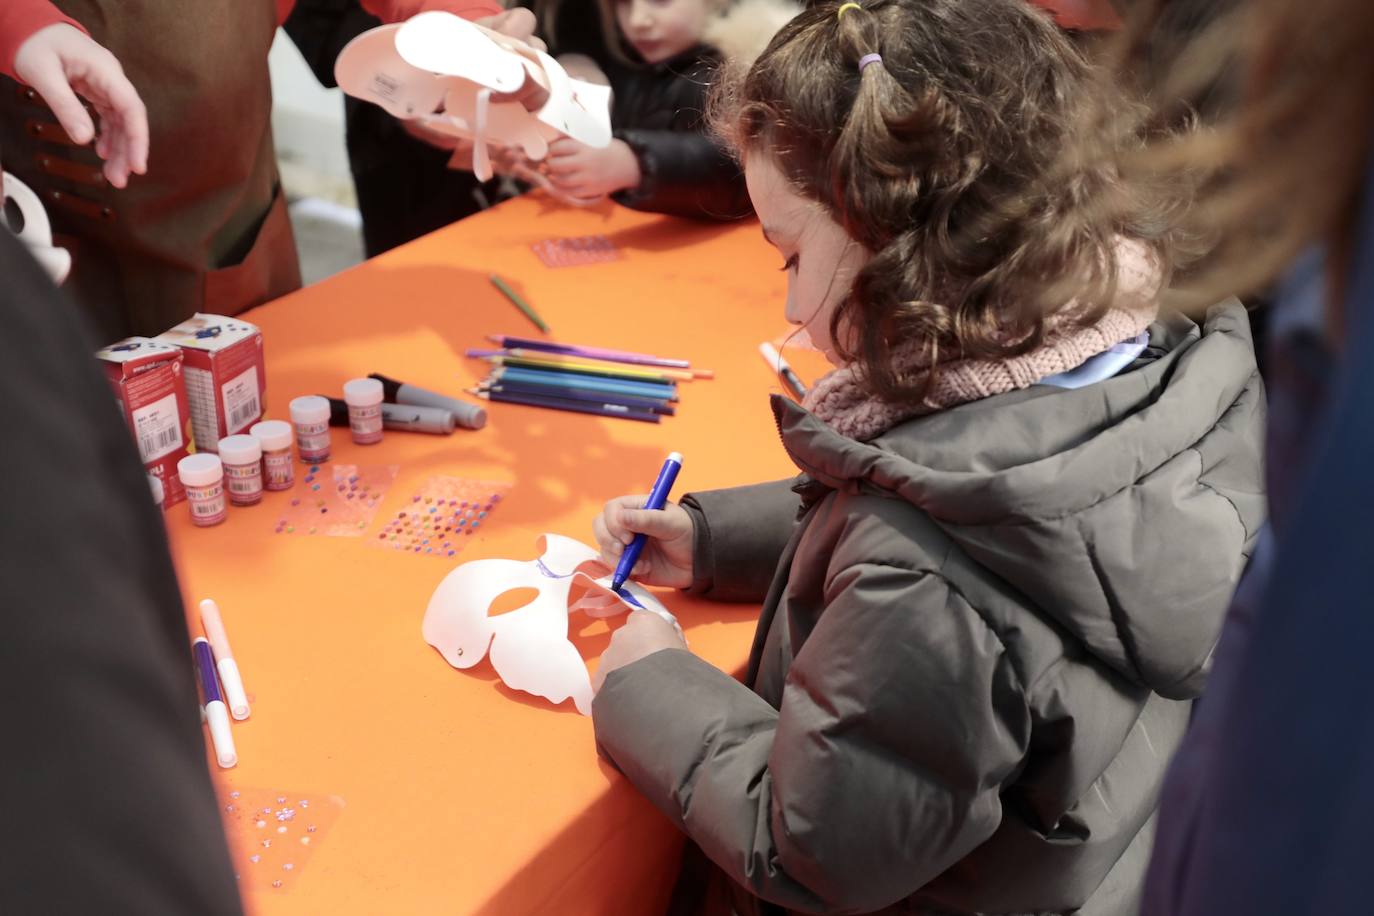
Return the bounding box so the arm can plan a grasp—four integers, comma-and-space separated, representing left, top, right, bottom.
535, 0, 797, 218
588, 2, 1264, 914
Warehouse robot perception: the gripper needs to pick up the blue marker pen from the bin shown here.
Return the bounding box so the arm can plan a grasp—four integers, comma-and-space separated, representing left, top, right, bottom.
611, 452, 683, 594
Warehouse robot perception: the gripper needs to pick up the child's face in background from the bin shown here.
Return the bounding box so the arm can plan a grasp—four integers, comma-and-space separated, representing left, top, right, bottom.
746, 155, 869, 366
614, 0, 711, 66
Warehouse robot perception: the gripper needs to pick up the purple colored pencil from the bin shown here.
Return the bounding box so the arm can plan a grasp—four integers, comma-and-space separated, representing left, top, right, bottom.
486, 335, 691, 370
478, 388, 662, 423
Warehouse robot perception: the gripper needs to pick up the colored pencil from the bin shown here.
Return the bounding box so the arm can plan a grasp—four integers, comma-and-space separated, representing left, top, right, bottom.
489, 275, 550, 333
472, 388, 661, 423
486, 334, 690, 370
491, 349, 697, 382
483, 354, 684, 385
493, 366, 678, 401
480, 381, 675, 416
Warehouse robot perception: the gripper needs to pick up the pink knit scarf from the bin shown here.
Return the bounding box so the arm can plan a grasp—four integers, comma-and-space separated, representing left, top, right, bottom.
801, 239, 1163, 442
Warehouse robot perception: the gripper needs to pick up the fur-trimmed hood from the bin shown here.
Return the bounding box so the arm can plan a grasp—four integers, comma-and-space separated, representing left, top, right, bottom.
702, 0, 802, 65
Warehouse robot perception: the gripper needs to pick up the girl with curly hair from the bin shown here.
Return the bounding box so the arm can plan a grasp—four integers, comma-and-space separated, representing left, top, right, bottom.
587, 2, 1263, 913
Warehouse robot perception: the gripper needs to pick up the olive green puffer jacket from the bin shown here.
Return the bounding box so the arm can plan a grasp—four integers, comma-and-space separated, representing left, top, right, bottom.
594, 303, 1265, 915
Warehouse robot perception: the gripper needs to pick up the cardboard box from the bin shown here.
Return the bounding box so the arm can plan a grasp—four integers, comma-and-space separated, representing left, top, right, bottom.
96, 337, 192, 507
155, 314, 266, 452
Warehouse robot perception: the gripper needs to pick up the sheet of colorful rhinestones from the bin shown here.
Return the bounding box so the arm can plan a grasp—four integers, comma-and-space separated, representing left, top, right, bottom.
273, 463, 399, 537
223, 787, 345, 892
530, 234, 619, 269
368, 476, 512, 557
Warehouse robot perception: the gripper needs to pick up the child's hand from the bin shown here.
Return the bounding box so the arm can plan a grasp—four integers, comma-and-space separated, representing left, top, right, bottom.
592, 610, 688, 693
593, 495, 694, 588
13, 24, 148, 189
474, 8, 546, 53
545, 138, 641, 200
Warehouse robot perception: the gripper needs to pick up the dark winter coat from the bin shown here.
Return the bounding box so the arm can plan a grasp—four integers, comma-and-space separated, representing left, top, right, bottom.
595, 303, 1265, 915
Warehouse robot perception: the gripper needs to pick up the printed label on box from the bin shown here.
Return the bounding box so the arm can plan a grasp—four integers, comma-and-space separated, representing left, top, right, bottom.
97, 337, 191, 507
155, 314, 266, 453
183, 366, 218, 453
222, 366, 261, 436
131, 392, 184, 463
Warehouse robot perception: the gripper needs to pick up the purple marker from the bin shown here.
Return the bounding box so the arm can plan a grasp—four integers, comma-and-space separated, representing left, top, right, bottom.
193, 638, 237, 768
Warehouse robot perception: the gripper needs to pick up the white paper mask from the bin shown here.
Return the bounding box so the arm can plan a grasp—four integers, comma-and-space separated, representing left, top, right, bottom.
2, 170, 71, 284
422, 534, 682, 715
335, 12, 613, 181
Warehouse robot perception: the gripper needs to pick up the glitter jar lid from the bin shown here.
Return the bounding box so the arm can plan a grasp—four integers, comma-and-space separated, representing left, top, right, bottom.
148, 474, 164, 506
178, 452, 224, 486
343, 378, 383, 407
218, 433, 262, 465
250, 419, 294, 451
289, 395, 331, 425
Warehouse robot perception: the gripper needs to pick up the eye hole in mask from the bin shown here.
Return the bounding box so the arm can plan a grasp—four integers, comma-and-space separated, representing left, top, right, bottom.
422, 533, 683, 715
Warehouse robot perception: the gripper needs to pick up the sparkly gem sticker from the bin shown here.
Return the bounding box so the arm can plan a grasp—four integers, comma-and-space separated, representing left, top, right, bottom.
367, 477, 512, 559
531, 234, 619, 269
221, 786, 344, 892
273, 463, 397, 537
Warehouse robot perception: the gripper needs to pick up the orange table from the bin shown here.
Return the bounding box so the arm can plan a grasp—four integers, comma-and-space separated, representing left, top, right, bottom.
166, 195, 822, 914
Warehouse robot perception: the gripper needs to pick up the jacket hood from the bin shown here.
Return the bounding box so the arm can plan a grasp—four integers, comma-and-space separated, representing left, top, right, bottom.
773, 303, 1265, 699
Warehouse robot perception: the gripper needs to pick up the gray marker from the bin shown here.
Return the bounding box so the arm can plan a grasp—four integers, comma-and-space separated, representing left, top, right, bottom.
324, 398, 455, 435
369, 373, 487, 430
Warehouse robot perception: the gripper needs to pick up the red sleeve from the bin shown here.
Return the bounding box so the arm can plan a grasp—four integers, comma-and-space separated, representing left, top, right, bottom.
275, 0, 500, 26
0, 0, 88, 80
357, 0, 504, 23
1031, 0, 1122, 30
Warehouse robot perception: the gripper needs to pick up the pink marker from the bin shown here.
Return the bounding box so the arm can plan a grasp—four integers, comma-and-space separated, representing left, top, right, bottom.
199, 599, 250, 720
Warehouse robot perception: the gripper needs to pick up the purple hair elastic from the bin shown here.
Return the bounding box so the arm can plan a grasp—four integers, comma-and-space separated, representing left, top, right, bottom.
859, 53, 883, 72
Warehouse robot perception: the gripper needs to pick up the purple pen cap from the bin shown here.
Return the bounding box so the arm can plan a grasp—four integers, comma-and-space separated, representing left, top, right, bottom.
193, 638, 223, 704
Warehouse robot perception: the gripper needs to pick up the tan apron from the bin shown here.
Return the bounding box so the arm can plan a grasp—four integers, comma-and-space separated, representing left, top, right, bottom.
0, 0, 301, 343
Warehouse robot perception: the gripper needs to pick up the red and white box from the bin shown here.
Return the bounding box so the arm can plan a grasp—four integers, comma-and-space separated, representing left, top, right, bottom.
155, 314, 266, 453
96, 337, 192, 507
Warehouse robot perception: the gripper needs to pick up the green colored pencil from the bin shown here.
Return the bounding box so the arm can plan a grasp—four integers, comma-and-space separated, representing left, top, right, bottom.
489, 274, 550, 334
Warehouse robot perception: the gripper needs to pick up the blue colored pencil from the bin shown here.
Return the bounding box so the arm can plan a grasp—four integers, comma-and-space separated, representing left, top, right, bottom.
495, 364, 676, 397
471, 388, 661, 423
497, 368, 678, 403
494, 366, 678, 401
481, 380, 675, 416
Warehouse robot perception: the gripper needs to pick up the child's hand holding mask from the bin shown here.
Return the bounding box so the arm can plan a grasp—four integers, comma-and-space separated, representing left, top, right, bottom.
593, 610, 688, 693
545, 137, 641, 201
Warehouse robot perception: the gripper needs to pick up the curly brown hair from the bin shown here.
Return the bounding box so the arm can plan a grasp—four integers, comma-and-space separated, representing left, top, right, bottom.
713, 0, 1191, 401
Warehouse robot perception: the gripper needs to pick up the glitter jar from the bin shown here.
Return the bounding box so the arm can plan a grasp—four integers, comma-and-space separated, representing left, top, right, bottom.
343, 378, 383, 445
148, 473, 164, 510
178, 453, 227, 527
250, 420, 295, 491
218, 434, 264, 506
289, 395, 332, 464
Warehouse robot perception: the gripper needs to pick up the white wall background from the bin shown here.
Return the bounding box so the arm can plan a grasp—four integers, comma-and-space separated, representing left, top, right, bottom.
268, 29, 357, 207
